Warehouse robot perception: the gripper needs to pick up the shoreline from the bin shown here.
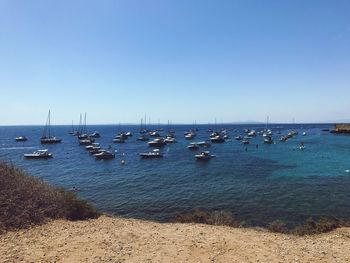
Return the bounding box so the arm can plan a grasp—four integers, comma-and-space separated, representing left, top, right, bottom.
1, 215, 350, 262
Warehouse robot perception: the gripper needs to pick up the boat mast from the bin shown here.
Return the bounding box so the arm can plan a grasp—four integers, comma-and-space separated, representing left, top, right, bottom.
266, 116, 269, 130
42, 111, 48, 138
83, 112, 86, 134
48, 110, 51, 138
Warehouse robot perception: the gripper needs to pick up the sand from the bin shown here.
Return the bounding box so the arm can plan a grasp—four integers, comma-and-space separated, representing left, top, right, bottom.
1, 215, 350, 263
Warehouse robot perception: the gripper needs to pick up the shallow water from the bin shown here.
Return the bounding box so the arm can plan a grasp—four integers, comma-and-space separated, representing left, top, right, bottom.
1, 124, 349, 227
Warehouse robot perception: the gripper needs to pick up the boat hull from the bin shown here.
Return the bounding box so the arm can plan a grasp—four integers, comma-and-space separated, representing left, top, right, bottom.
24, 154, 53, 159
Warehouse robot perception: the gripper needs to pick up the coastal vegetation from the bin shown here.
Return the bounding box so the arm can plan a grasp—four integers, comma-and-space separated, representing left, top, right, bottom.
0, 162, 100, 233
174, 209, 350, 236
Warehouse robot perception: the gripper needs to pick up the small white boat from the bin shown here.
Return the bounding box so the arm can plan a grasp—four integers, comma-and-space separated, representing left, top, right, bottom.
90, 131, 101, 138
195, 151, 216, 161
280, 136, 288, 142
247, 130, 256, 137
164, 137, 176, 143
209, 132, 220, 138
24, 149, 53, 159
15, 136, 28, 142
242, 139, 250, 145
85, 143, 100, 150
78, 133, 89, 139
139, 149, 163, 159
185, 132, 196, 140
94, 150, 115, 160
197, 141, 211, 148
113, 136, 125, 143
137, 134, 149, 141
79, 138, 95, 145
149, 131, 160, 137
302, 132, 307, 136
234, 135, 243, 140
210, 136, 225, 143
188, 143, 199, 150
148, 138, 166, 147
264, 136, 274, 144
89, 147, 103, 155
125, 131, 133, 137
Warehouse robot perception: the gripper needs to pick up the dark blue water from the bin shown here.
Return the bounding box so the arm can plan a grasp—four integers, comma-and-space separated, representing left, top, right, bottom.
1, 124, 350, 227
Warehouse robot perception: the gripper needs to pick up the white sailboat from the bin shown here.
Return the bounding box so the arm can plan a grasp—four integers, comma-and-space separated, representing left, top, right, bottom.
40, 110, 61, 144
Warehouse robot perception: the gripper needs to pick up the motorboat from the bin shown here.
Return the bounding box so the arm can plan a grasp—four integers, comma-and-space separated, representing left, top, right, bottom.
197, 141, 211, 148
116, 132, 128, 140
137, 134, 149, 141
299, 142, 306, 150
89, 148, 103, 155
164, 136, 176, 143
125, 131, 133, 137
148, 138, 166, 147
210, 132, 220, 138
188, 143, 199, 150
94, 150, 115, 160
15, 136, 28, 142
247, 130, 256, 137
79, 138, 95, 145
210, 136, 225, 143
90, 131, 101, 138
234, 135, 243, 140
139, 149, 163, 159
242, 139, 250, 145
302, 132, 307, 136
149, 131, 160, 137
78, 134, 89, 139
185, 132, 196, 140
262, 129, 273, 137
195, 151, 216, 161
280, 136, 288, 142
24, 149, 53, 159
85, 143, 100, 150
113, 137, 125, 143
264, 136, 274, 144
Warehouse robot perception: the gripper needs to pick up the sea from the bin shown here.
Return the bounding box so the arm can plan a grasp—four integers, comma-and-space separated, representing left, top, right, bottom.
1, 124, 350, 227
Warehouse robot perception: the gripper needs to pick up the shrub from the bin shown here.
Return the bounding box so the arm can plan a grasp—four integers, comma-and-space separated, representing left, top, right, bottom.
173, 209, 240, 227
292, 217, 339, 236
0, 162, 100, 232
268, 219, 288, 234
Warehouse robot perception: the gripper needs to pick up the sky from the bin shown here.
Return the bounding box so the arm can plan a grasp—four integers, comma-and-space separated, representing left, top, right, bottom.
0, 0, 349, 125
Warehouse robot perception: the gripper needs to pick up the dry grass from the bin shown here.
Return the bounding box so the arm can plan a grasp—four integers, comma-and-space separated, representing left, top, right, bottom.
0, 162, 100, 232
173, 209, 241, 227
174, 210, 350, 236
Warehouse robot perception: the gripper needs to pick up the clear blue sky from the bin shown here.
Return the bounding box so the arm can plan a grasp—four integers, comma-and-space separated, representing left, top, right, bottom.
0, 0, 349, 125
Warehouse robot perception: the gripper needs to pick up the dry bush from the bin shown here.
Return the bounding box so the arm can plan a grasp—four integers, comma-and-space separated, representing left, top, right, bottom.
173, 209, 240, 227
0, 162, 100, 231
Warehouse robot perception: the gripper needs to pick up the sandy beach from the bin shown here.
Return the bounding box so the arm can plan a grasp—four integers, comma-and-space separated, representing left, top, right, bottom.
1, 215, 350, 263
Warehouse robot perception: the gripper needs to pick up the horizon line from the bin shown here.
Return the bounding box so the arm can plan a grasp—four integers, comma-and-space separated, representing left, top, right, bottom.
0, 122, 341, 127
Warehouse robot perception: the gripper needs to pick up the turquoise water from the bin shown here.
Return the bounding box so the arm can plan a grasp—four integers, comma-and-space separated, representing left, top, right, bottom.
0, 124, 349, 227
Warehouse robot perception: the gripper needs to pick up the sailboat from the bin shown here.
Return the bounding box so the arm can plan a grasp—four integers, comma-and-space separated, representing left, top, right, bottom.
263, 116, 272, 137
68, 120, 75, 135
78, 113, 89, 139
40, 110, 62, 144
